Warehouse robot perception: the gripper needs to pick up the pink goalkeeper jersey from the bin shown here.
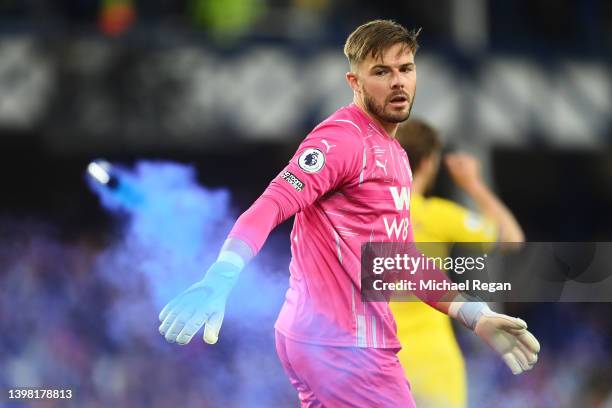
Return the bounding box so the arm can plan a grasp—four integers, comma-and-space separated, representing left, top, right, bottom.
265, 103, 414, 348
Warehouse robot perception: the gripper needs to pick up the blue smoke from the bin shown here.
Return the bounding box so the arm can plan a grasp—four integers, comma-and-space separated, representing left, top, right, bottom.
88, 161, 233, 303
87, 159, 294, 406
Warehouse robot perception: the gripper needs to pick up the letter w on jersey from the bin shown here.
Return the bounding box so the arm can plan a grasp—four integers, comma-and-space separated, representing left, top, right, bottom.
389, 186, 410, 210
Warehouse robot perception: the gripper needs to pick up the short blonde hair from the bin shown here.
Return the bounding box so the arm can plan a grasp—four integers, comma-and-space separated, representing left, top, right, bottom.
344, 20, 420, 69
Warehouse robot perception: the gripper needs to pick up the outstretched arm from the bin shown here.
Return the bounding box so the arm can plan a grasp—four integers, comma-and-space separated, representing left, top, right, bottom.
409, 277, 540, 375
158, 121, 363, 346
401, 223, 539, 375
158, 195, 289, 345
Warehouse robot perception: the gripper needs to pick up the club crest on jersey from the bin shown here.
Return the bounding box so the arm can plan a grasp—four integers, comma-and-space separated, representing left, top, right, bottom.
298, 148, 325, 173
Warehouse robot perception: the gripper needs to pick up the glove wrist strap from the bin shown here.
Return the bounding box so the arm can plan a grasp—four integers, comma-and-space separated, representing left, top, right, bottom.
217, 250, 247, 271
449, 299, 490, 330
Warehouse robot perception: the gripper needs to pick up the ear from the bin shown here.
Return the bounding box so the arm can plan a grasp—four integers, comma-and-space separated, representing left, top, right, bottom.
346, 71, 360, 93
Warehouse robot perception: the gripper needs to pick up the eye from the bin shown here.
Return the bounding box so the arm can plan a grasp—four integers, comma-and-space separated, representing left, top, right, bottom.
374, 69, 387, 76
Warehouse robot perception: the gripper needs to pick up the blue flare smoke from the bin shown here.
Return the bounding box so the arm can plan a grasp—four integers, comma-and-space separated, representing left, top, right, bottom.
87, 159, 289, 329
86, 159, 293, 405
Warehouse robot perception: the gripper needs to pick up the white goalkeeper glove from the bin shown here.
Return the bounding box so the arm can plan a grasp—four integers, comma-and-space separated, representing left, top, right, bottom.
450, 302, 540, 375
158, 260, 241, 345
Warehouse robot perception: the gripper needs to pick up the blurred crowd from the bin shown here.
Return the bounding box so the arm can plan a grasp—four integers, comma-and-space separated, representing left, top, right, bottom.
0, 220, 296, 407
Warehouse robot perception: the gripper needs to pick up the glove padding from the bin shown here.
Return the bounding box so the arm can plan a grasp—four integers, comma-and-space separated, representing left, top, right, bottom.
158, 262, 240, 345
474, 309, 540, 375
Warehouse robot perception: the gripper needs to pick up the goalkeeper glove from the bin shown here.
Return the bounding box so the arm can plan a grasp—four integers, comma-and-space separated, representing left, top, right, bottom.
158, 260, 240, 345
450, 302, 540, 375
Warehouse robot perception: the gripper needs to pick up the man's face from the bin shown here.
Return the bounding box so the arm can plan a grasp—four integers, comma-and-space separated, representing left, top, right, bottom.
353, 43, 417, 125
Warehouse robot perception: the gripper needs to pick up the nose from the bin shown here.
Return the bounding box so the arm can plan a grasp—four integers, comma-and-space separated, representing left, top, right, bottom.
390, 69, 404, 89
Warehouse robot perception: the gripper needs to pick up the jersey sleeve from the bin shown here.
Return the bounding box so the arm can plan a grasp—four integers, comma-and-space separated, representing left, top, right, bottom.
260, 121, 363, 214
226, 195, 285, 256
428, 197, 498, 245
227, 122, 363, 256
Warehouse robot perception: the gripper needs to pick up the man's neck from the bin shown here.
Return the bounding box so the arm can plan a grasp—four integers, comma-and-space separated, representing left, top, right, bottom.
353, 98, 398, 138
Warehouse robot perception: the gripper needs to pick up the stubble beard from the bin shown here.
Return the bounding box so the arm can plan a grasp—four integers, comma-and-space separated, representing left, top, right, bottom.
363, 89, 414, 125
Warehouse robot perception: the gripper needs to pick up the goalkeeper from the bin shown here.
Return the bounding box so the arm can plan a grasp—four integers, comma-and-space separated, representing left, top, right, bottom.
158, 20, 539, 407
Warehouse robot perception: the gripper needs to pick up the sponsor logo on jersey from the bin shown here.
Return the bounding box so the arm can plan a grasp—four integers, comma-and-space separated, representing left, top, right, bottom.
280, 170, 305, 192
298, 148, 325, 173
384, 186, 411, 239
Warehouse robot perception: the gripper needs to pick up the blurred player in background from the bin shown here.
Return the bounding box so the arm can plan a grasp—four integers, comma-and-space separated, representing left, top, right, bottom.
391, 119, 525, 408
158, 20, 539, 407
